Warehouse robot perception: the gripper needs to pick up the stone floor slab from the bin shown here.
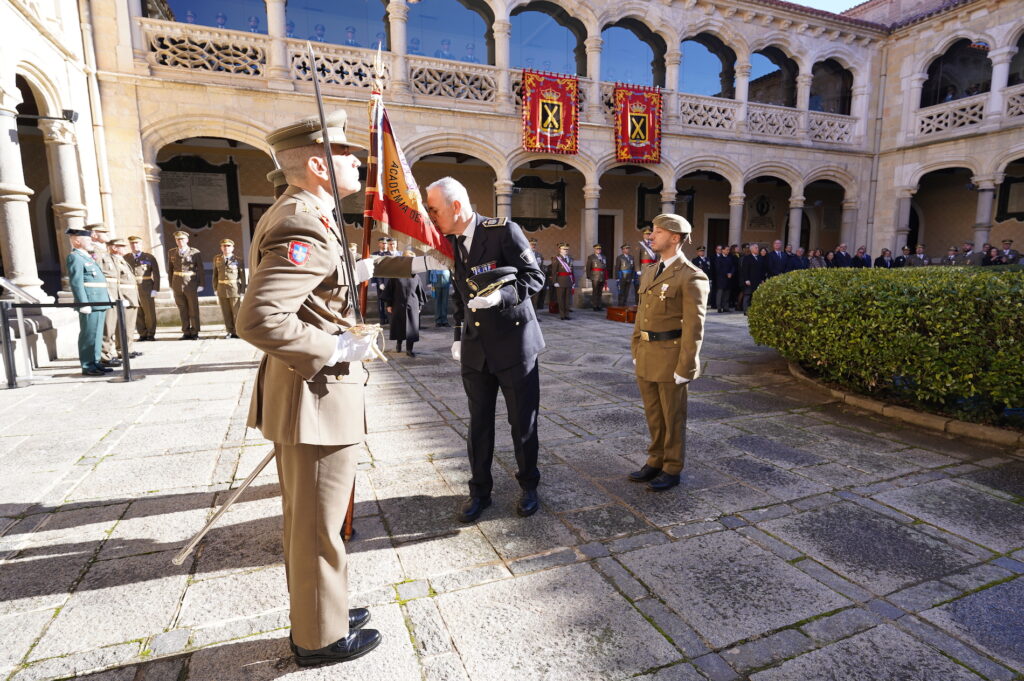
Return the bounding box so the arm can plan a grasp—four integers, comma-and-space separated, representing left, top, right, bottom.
920, 578, 1024, 670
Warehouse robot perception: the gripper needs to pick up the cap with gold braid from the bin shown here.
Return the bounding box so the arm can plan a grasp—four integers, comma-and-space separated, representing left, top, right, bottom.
128, 235, 143, 242
173, 231, 189, 239
220, 239, 234, 246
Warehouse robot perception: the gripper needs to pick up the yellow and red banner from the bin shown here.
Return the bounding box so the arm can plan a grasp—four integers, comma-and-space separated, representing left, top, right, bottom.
368, 96, 453, 265
614, 84, 661, 164
522, 70, 578, 155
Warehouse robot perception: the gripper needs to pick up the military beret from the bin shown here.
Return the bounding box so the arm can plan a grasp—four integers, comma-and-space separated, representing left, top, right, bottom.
266, 109, 364, 154
86, 223, 108, 233
653, 213, 692, 234
173, 231, 189, 238
220, 239, 234, 246
266, 168, 287, 188
128, 235, 143, 242
109, 238, 127, 247
467, 266, 517, 298
66, 227, 92, 237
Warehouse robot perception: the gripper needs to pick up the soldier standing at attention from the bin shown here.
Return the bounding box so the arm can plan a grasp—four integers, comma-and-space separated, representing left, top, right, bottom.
585, 243, 608, 311
638, 228, 657, 272
214, 238, 246, 338
238, 110, 427, 666
628, 214, 709, 492
613, 244, 636, 307
125, 236, 160, 341
88, 224, 121, 368
549, 242, 575, 320
168, 231, 204, 339
110, 239, 142, 359
65, 227, 112, 376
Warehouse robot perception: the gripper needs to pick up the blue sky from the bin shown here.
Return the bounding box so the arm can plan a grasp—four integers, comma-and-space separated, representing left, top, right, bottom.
793, 0, 863, 13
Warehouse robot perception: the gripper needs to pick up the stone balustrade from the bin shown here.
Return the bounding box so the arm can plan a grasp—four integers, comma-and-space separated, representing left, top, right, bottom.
1005, 82, 1024, 120
914, 92, 987, 137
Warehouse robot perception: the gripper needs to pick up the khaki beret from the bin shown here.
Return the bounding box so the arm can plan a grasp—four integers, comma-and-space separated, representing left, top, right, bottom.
220, 239, 234, 246
87, 223, 108, 233
266, 168, 287, 188
127, 235, 143, 242
653, 213, 692, 234
266, 109, 364, 154
173, 231, 189, 239
108, 238, 127, 247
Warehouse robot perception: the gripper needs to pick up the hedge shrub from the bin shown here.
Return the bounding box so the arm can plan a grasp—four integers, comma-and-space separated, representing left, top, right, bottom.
747, 266, 1024, 426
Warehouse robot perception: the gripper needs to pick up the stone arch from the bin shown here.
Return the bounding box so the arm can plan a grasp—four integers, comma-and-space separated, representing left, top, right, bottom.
597, 5, 675, 52
743, 161, 803, 193
404, 133, 508, 179
674, 157, 743, 192
140, 115, 275, 163
912, 30, 998, 76
505, 148, 597, 184
505, 0, 598, 35
803, 164, 859, 196
680, 18, 749, 62
808, 47, 864, 82
595, 159, 673, 188
1007, 22, 1024, 50
908, 159, 981, 188
15, 61, 62, 116
989, 143, 1024, 177
747, 33, 808, 72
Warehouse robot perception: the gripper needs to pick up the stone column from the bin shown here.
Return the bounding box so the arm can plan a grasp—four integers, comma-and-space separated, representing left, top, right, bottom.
900, 74, 927, 145
583, 183, 601, 254
494, 179, 514, 218
850, 84, 869, 143
788, 197, 805, 249
585, 36, 603, 123
972, 176, 997, 247
493, 19, 512, 109
728, 192, 744, 245
840, 199, 859, 249
796, 72, 812, 140
387, 0, 411, 98
664, 49, 681, 129
128, 0, 145, 59
0, 79, 46, 300
40, 120, 88, 291
660, 188, 677, 215
265, 0, 294, 89
143, 163, 170, 291
984, 47, 1017, 127
734, 61, 750, 132
894, 188, 915, 253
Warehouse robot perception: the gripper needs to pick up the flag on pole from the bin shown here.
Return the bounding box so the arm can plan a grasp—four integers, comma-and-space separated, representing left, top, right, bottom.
367, 94, 453, 265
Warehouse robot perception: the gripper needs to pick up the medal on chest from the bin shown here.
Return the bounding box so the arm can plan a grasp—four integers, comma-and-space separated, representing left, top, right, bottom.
659, 283, 669, 301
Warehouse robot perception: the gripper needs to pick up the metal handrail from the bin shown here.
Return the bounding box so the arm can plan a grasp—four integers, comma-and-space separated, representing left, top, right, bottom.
0, 277, 43, 386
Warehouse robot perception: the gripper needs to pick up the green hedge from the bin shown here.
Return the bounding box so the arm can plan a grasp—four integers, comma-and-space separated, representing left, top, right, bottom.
747, 266, 1024, 426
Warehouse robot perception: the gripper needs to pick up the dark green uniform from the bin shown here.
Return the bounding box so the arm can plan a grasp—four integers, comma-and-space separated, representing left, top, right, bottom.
66, 249, 111, 373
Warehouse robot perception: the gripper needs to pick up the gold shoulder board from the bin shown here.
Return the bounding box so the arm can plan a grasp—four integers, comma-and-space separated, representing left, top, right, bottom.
482, 217, 508, 228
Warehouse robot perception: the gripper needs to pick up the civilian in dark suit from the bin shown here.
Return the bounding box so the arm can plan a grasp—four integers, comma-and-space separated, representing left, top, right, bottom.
874, 249, 895, 269
833, 243, 853, 267
382, 263, 428, 357
713, 246, 735, 313
426, 177, 546, 522
790, 247, 810, 270
739, 243, 765, 315
766, 239, 790, 278
851, 246, 872, 268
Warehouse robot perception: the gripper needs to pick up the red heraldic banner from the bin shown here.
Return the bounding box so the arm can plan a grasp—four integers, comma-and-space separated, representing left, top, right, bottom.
368, 96, 454, 265
613, 84, 662, 163
522, 70, 578, 154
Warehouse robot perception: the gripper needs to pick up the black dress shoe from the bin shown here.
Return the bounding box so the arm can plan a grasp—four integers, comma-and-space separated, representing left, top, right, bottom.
81, 368, 105, 376
293, 629, 382, 667
129, 351, 142, 358
516, 489, 539, 517
348, 608, 371, 631
406, 351, 416, 358
647, 472, 681, 492
101, 358, 122, 367
627, 464, 662, 482
100, 366, 114, 373
179, 334, 191, 340
458, 496, 491, 523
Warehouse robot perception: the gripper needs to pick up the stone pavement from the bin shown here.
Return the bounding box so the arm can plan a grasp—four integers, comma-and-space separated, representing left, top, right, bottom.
1, 310, 1023, 681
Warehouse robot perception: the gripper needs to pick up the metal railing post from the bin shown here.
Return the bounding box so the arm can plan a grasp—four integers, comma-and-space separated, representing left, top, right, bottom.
0, 301, 18, 389
14, 305, 34, 381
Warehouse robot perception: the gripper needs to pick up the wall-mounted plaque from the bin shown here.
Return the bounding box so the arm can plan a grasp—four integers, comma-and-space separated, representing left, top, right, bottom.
996, 175, 1024, 222
511, 176, 566, 232
158, 155, 241, 229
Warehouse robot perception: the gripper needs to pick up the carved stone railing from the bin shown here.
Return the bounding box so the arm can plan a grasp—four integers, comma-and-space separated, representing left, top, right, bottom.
678, 93, 739, 131
808, 110, 854, 144
1005, 83, 1024, 120
139, 18, 268, 76
408, 56, 500, 102
915, 93, 986, 136
290, 41, 391, 89
747, 102, 800, 138
599, 82, 616, 121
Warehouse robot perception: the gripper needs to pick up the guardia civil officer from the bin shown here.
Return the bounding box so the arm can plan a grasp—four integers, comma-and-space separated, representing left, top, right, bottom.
628, 214, 709, 491
424, 176, 546, 522
65, 227, 112, 375
125, 236, 160, 341
168, 231, 204, 339
237, 110, 415, 666
213, 238, 246, 338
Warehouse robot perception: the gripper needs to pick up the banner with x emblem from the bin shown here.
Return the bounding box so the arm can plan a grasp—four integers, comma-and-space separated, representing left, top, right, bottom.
522, 70, 578, 154
613, 84, 662, 163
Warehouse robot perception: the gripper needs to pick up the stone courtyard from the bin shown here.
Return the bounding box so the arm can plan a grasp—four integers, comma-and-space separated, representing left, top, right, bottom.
1, 310, 1022, 681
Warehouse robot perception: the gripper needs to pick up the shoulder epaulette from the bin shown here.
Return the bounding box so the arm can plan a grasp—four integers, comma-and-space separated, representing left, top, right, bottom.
481, 217, 508, 228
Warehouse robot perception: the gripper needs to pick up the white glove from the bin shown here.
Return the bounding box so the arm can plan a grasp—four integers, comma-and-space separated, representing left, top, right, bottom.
553, 283, 559, 288
198, 286, 204, 293
150, 290, 158, 298
673, 373, 690, 385
450, 341, 461, 361
467, 289, 501, 310
354, 258, 374, 284
633, 358, 636, 366
326, 331, 376, 365
79, 306, 93, 315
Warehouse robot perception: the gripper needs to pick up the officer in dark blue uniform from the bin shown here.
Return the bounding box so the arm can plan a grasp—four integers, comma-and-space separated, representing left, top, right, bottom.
425, 177, 546, 522
65, 227, 112, 376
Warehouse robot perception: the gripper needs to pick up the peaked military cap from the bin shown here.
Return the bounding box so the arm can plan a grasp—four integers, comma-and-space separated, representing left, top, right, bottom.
466, 266, 517, 297
66, 227, 92, 237
266, 109, 364, 154
128, 235, 144, 242
642, 228, 653, 235
696, 246, 706, 251
653, 213, 693, 234
109, 238, 127, 247
620, 243, 630, 249
220, 239, 235, 246
173, 230, 189, 238
1002, 238, 1013, 244
557, 242, 570, 249
87, 223, 109, 233
593, 243, 602, 248
266, 168, 287, 188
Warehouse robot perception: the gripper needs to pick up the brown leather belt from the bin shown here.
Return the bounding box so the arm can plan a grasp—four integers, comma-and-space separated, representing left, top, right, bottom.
640, 329, 682, 342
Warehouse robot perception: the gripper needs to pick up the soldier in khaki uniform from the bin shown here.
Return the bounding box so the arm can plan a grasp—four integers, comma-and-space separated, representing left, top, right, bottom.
88, 224, 123, 367
905, 244, 929, 267
237, 110, 424, 667
125, 236, 161, 341
213, 238, 246, 338
627, 214, 709, 492
168, 230, 204, 339
109, 239, 142, 358
585, 243, 608, 311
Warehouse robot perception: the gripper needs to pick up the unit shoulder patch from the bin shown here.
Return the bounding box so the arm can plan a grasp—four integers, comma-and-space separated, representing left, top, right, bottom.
287, 240, 312, 266
481, 217, 508, 228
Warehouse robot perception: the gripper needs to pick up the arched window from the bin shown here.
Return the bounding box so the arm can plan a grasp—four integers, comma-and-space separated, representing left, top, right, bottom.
748, 47, 798, 107
160, 0, 266, 32
1008, 33, 1024, 87
810, 59, 853, 114
510, 2, 586, 75
679, 34, 736, 98
286, 0, 387, 46
601, 20, 666, 87
407, 0, 493, 64
920, 38, 993, 107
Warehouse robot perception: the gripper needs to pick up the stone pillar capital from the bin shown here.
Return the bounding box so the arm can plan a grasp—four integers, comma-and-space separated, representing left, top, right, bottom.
907, 73, 928, 87
796, 73, 813, 87
788, 196, 805, 208
584, 36, 603, 53
386, 0, 408, 19
972, 175, 996, 191
660, 189, 677, 202
896, 186, 916, 198
729, 192, 745, 206
0, 82, 24, 116
987, 46, 1017, 65
39, 119, 78, 146
735, 63, 751, 78
583, 184, 602, 201
143, 163, 161, 183
492, 19, 511, 35
841, 199, 859, 210
494, 179, 514, 193
664, 49, 681, 66
852, 84, 869, 96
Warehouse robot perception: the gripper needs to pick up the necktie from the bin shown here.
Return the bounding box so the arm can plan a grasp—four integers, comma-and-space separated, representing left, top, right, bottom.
456, 235, 470, 281
655, 262, 665, 278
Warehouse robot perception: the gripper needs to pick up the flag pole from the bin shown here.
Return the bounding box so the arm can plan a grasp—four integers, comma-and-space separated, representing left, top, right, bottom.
359, 48, 385, 318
